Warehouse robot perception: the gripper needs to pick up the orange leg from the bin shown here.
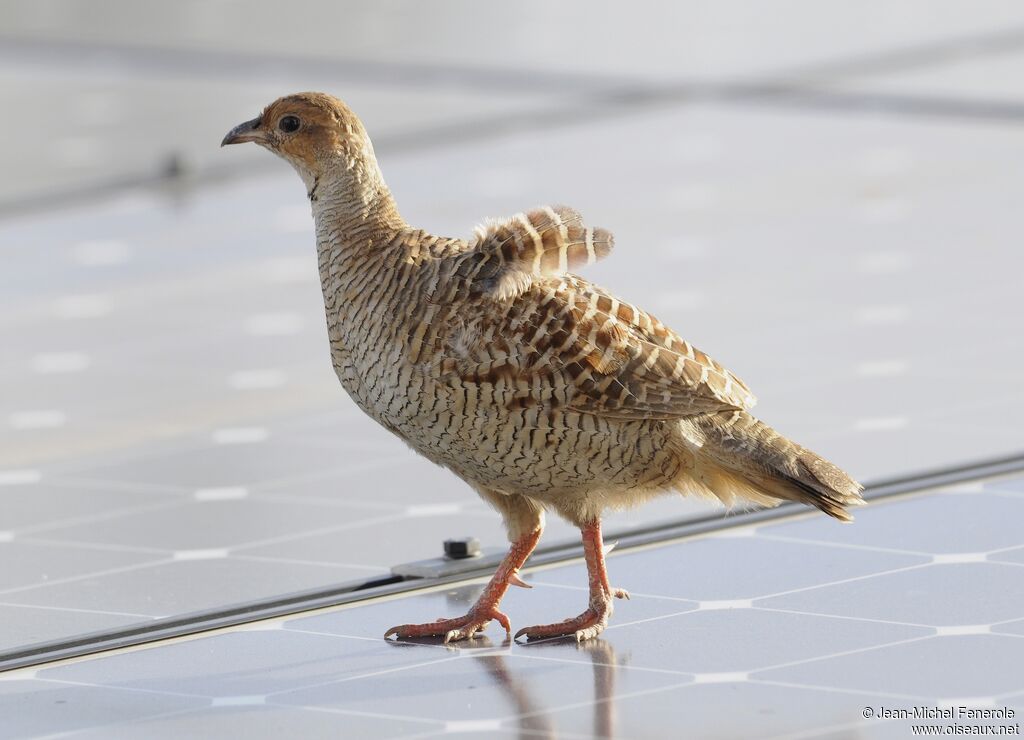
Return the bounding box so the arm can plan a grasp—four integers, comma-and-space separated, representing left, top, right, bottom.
515, 520, 629, 643
385, 526, 542, 643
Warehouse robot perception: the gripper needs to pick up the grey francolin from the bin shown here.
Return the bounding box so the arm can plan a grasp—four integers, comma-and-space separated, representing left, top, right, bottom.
223, 92, 863, 643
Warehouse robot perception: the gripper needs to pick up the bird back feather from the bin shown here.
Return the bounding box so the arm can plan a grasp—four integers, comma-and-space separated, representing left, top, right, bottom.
469, 205, 613, 301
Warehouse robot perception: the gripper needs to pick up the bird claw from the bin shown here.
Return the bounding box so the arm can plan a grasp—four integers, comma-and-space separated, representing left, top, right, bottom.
513, 584, 627, 643
514, 609, 609, 643
514, 604, 613, 643
385, 607, 511, 643
507, 570, 532, 589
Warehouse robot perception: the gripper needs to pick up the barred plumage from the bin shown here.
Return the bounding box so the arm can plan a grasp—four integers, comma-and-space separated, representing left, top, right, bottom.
470, 205, 614, 300
223, 92, 864, 643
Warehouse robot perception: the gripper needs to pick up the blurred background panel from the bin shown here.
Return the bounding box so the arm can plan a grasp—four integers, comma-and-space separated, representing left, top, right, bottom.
3, 0, 1024, 203
0, 1, 1022, 653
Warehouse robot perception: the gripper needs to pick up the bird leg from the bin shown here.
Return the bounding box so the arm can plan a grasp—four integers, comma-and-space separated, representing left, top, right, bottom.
385, 526, 542, 643
515, 520, 629, 643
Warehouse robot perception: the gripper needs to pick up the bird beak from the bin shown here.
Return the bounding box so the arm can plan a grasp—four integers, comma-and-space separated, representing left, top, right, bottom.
221, 117, 265, 147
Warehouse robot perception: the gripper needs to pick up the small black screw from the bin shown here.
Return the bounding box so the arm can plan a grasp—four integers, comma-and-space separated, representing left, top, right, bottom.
444, 537, 481, 559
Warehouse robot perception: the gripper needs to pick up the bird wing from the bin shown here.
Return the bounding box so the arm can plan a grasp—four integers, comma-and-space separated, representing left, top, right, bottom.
435, 273, 757, 420
560, 280, 758, 417
460, 206, 614, 302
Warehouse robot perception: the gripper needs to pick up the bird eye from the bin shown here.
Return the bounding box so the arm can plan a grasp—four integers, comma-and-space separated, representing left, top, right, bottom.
278, 115, 301, 133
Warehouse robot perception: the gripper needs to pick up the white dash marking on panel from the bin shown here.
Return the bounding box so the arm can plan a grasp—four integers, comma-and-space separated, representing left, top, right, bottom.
194, 487, 250, 502
932, 553, 987, 564
173, 549, 229, 560
31, 352, 91, 374
72, 240, 131, 266
858, 147, 913, 177
937, 697, 995, 709
228, 370, 287, 390
53, 294, 114, 319
211, 696, 266, 707
0, 469, 42, 486
0, 668, 36, 681
933, 625, 990, 636
857, 360, 908, 377
445, 720, 504, 733
657, 291, 704, 312
658, 236, 709, 262
860, 197, 909, 223
53, 136, 103, 166
854, 417, 908, 431
9, 410, 67, 429
671, 134, 722, 163
668, 184, 720, 211
697, 599, 752, 610
405, 503, 462, 517
255, 256, 316, 284
693, 672, 749, 684
858, 251, 911, 274
857, 305, 908, 324
212, 427, 269, 445
713, 527, 757, 539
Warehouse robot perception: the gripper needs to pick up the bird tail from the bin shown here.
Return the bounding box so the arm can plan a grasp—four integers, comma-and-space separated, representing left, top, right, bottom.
683, 410, 865, 522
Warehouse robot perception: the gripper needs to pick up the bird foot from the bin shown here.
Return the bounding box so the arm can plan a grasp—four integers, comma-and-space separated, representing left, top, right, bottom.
514, 588, 629, 643
384, 606, 511, 644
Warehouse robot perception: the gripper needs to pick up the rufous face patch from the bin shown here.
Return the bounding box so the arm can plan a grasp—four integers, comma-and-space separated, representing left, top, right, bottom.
258, 92, 366, 170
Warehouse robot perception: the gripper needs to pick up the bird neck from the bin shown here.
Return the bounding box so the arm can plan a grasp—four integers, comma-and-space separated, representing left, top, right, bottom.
309, 153, 410, 314
309, 153, 407, 241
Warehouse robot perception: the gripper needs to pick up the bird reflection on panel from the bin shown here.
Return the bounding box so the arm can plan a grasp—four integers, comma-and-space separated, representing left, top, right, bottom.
382, 583, 620, 736
480, 640, 620, 739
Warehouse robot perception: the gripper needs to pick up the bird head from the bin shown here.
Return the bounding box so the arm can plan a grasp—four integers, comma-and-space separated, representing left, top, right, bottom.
221, 92, 374, 194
